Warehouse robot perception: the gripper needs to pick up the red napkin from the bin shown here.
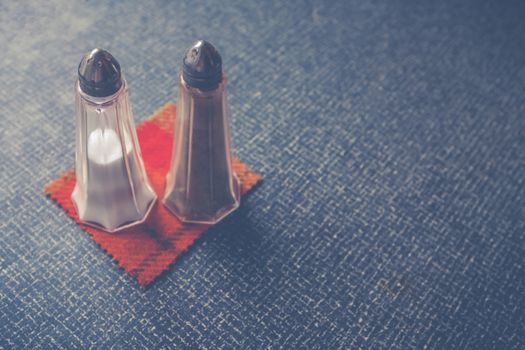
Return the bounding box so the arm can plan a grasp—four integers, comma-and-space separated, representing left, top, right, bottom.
44, 103, 261, 287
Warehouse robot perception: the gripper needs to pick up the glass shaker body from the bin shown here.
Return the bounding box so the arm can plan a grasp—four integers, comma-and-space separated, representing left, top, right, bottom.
72, 81, 157, 232
164, 74, 240, 224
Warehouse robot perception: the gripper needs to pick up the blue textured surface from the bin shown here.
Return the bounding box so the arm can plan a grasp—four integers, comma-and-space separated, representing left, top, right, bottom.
1, 1, 525, 349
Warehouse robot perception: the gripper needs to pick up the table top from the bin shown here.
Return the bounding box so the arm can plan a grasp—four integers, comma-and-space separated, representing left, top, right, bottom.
1, 1, 524, 349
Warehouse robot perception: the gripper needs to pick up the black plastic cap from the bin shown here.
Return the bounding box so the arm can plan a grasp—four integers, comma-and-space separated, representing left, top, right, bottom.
78, 48, 122, 97
182, 40, 222, 91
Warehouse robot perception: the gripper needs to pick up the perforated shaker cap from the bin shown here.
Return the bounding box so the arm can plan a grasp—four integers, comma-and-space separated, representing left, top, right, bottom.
78, 48, 123, 97
182, 40, 223, 91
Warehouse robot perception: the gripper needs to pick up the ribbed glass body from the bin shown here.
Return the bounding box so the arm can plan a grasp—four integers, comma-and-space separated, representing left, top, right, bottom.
72, 80, 156, 232
163, 74, 240, 224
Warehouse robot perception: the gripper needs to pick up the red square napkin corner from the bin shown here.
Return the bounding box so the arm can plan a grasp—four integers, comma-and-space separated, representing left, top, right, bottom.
44, 103, 262, 287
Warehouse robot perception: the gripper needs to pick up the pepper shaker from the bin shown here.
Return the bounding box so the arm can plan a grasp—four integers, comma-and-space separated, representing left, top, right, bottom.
164, 40, 240, 224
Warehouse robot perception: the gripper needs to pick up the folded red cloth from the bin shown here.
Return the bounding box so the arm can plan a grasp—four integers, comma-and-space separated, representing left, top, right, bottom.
44, 103, 261, 287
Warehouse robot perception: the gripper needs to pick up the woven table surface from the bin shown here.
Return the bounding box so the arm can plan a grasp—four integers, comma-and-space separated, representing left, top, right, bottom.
1, 1, 524, 349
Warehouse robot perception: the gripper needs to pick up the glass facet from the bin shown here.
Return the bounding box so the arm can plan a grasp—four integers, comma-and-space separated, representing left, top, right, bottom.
163, 74, 240, 224
72, 81, 156, 232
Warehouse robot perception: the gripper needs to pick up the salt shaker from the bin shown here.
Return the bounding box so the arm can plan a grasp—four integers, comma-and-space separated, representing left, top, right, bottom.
71, 48, 157, 232
164, 40, 240, 224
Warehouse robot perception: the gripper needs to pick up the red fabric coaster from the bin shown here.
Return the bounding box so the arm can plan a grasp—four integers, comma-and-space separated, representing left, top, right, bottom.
44, 103, 262, 287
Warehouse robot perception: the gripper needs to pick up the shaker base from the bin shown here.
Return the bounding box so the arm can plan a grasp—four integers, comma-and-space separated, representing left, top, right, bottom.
163, 177, 240, 225
73, 195, 157, 233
